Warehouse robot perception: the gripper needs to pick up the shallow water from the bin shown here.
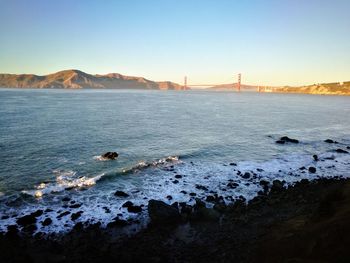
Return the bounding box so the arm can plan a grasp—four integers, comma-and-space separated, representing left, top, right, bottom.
0, 88, 349, 233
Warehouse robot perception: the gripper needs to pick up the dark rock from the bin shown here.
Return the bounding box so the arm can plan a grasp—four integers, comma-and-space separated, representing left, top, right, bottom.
122, 201, 133, 208
195, 184, 208, 191
279, 136, 299, 143
102, 151, 119, 160
71, 211, 83, 221
271, 180, 284, 192
174, 174, 182, 179
276, 140, 286, 144
242, 172, 251, 179
257, 168, 264, 172
313, 155, 319, 161
194, 198, 206, 210
42, 218, 52, 226
107, 218, 128, 228
189, 192, 197, 197
31, 210, 44, 217
57, 211, 70, 218
324, 139, 338, 143
299, 166, 306, 170
166, 195, 173, 200
69, 203, 82, 209
62, 197, 71, 202
172, 180, 179, 184
148, 200, 181, 224
114, 191, 129, 197
229, 163, 237, 166
127, 205, 142, 213
309, 167, 317, 173
180, 190, 187, 194
17, 214, 37, 226
335, 149, 349, 154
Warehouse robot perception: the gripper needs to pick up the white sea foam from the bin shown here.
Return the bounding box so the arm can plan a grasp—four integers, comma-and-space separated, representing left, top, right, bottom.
1, 151, 349, 235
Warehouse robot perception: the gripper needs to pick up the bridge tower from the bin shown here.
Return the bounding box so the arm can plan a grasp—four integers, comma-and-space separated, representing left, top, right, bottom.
237, 73, 241, 92
184, 76, 187, 90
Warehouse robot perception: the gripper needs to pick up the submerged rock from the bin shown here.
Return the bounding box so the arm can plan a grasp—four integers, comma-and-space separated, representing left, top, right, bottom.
279, 136, 299, 144
148, 200, 181, 224
313, 155, 319, 161
324, 139, 338, 144
335, 149, 349, 154
102, 152, 118, 160
114, 191, 129, 197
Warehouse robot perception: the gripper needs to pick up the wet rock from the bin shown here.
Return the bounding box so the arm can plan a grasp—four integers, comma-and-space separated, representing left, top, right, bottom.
71, 211, 83, 221
69, 203, 82, 209
324, 139, 338, 144
257, 168, 264, 172
229, 163, 237, 166
174, 174, 182, 179
62, 197, 71, 202
107, 218, 128, 228
313, 155, 319, 161
122, 201, 133, 208
242, 172, 251, 179
309, 167, 317, 173
17, 214, 37, 226
189, 192, 197, 197
335, 149, 349, 154
57, 211, 70, 219
128, 205, 142, 213
180, 190, 187, 194
102, 151, 118, 160
194, 198, 206, 210
172, 180, 179, 184
276, 140, 286, 144
271, 180, 284, 193
195, 184, 208, 191
166, 195, 173, 200
148, 200, 181, 224
279, 136, 299, 143
1, 215, 9, 220
299, 166, 306, 170
42, 218, 52, 226
114, 191, 129, 197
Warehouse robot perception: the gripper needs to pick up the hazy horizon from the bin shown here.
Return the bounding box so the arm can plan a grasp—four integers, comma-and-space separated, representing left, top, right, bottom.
0, 0, 349, 86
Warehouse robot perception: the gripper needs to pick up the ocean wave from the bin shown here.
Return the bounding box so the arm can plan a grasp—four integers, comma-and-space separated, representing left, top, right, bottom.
22, 170, 105, 197
121, 155, 181, 174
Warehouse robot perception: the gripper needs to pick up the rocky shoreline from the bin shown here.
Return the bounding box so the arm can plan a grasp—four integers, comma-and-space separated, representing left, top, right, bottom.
1, 176, 350, 262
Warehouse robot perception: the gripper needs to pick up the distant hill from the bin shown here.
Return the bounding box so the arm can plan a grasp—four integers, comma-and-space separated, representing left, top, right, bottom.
0, 70, 187, 90
258, 81, 350, 96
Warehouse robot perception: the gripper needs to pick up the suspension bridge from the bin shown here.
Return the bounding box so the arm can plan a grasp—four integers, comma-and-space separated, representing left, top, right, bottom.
184, 73, 242, 91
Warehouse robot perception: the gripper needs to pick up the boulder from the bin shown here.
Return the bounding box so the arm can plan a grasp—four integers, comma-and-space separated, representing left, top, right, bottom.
17, 214, 37, 227
127, 205, 142, 213
102, 152, 118, 160
42, 218, 52, 226
276, 140, 286, 144
279, 136, 299, 143
114, 191, 129, 197
148, 200, 181, 224
309, 167, 317, 173
313, 155, 319, 161
242, 172, 251, 179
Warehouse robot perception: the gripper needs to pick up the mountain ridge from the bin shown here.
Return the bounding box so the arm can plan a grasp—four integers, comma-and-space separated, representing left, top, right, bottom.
0, 69, 187, 90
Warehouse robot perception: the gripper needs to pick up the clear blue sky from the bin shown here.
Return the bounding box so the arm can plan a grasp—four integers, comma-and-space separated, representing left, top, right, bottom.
0, 0, 349, 86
